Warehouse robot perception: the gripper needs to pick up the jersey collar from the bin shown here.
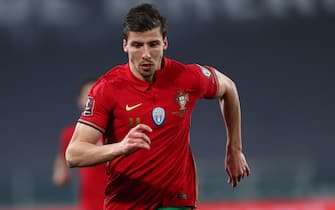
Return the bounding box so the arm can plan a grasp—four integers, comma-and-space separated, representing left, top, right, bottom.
125, 57, 169, 92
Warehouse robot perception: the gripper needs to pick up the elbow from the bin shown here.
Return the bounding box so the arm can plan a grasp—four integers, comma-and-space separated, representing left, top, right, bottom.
220, 79, 238, 100
226, 79, 238, 96
228, 78, 237, 90
65, 147, 78, 168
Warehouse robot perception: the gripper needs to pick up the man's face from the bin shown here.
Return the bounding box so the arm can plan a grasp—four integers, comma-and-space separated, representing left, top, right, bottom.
123, 27, 168, 82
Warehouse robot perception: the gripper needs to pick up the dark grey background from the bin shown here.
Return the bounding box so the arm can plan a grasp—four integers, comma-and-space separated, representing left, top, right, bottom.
1, 0, 334, 206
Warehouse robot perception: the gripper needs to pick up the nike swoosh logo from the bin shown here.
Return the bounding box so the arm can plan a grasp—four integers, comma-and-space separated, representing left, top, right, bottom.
126, 103, 142, 111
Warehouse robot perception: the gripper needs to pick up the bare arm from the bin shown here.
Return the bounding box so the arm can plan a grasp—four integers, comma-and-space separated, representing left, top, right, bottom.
65, 122, 152, 168
213, 68, 250, 187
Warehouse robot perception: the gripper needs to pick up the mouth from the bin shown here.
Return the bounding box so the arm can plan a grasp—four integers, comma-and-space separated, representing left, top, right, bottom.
140, 63, 153, 71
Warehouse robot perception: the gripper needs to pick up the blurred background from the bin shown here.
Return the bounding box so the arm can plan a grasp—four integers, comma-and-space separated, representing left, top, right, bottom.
1, 0, 334, 209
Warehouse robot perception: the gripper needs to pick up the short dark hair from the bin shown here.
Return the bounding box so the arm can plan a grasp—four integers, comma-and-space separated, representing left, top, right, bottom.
123, 3, 167, 41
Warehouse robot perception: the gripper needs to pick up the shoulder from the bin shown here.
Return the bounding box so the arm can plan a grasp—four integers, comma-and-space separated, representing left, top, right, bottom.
167, 58, 209, 80
166, 58, 190, 71
165, 58, 199, 76
91, 64, 127, 93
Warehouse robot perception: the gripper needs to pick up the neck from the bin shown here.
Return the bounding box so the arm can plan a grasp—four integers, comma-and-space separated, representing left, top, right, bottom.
129, 64, 155, 83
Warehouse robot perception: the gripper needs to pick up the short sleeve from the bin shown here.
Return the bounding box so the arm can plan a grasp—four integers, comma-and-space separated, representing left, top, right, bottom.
189, 64, 218, 99
79, 78, 115, 133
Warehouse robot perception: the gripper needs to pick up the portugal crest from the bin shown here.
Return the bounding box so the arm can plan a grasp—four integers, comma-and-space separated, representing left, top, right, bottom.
152, 107, 165, 126
175, 90, 189, 111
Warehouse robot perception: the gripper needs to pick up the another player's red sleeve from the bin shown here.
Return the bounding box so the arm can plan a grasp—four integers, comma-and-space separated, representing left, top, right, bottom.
59, 125, 75, 156
189, 64, 219, 99
79, 78, 115, 133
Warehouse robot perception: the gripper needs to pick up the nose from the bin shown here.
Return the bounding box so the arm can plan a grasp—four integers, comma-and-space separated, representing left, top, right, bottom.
142, 45, 151, 59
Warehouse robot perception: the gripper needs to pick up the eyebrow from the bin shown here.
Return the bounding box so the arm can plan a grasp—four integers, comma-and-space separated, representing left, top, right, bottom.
130, 39, 161, 44
150, 40, 160, 44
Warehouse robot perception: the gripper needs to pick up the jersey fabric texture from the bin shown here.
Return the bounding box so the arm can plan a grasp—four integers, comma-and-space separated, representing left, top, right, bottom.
79, 57, 218, 210
60, 124, 107, 210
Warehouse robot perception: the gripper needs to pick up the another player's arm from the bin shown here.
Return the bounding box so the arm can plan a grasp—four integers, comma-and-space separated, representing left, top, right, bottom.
65, 122, 152, 168
52, 154, 71, 186
213, 68, 250, 187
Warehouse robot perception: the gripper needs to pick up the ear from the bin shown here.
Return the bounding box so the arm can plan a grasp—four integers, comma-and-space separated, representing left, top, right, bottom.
123, 39, 128, 52
163, 37, 168, 50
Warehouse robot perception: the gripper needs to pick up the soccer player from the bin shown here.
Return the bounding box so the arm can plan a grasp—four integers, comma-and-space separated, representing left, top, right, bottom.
52, 78, 107, 210
65, 3, 250, 210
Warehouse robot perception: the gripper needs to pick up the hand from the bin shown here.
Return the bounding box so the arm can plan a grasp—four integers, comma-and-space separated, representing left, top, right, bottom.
120, 124, 153, 155
52, 155, 71, 187
225, 149, 250, 187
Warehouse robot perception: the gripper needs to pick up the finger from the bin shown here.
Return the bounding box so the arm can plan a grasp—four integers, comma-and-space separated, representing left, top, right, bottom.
241, 167, 247, 178
232, 172, 244, 187
131, 132, 151, 145
125, 143, 151, 154
227, 176, 231, 184
136, 141, 151, 150
245, 165, 251, 176
226, 168, 232, 184
232, 177, 238, 187
134, 124, 153, 132
128, 139, 151, 150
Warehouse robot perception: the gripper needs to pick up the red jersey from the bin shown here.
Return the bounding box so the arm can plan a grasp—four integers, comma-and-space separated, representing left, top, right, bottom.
79, 58, 218, 209
60, 124, 107, 210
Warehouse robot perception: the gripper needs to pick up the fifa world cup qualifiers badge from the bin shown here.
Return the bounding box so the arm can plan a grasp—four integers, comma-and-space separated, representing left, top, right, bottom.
83, 97, 95, 116
197, 64, 212, 78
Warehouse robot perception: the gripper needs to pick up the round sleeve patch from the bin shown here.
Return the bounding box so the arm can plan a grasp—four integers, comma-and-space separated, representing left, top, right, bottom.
196, 64, 212, 78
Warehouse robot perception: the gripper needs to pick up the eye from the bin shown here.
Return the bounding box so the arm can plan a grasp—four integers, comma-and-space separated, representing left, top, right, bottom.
131, 42, 143, 48
149, 41, 160, 47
